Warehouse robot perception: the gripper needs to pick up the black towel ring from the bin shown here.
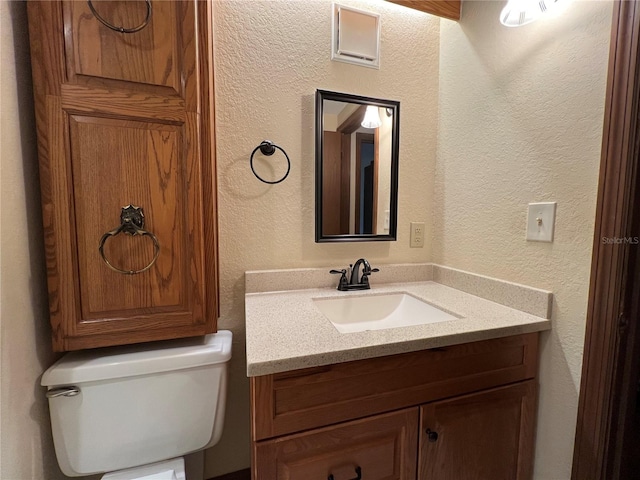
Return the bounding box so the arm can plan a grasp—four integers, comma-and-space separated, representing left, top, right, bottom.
87, 0, 152, 34
250, 140, 291, 184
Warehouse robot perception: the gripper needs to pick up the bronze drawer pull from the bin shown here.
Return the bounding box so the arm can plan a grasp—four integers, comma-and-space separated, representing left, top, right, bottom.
98, 205, 160, 275
328, 466, 362, 480
87, 0, 152, 34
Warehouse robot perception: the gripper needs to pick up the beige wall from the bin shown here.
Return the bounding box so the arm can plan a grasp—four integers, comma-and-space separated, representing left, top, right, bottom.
434, 1, 612, 478
206, 0, 440, 475
0, 2, 66, 479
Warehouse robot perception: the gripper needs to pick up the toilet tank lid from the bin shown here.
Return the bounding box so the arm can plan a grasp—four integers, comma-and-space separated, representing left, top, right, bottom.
41, 330, 232, 386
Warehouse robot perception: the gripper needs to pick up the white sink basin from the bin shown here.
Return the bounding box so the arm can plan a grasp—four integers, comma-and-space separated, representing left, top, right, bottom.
313, 292, 459, 334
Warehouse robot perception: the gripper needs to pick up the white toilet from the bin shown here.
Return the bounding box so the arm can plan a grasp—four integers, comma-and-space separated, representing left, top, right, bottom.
41, 330, 232, 479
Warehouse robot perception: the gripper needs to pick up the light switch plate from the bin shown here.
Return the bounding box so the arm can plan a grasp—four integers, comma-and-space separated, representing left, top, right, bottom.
526, 202, 556, 242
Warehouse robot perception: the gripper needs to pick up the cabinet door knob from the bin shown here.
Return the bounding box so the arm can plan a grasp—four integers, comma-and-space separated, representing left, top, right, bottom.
328, 466, 362, 480
426, 428, 439, 442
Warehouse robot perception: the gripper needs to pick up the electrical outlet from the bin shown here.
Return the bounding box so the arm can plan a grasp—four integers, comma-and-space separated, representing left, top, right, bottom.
410, 222, 425, 248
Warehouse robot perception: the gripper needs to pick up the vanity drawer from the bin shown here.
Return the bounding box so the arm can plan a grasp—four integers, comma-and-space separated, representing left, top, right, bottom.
252, 407, 418, 480
251, 333, 538, 440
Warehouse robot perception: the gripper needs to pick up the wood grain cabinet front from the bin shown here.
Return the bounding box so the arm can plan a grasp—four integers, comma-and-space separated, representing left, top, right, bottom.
419, 380, 537, 480
251, 334, 539, 480
384, 0, 461, 20
27, 1, 218, 351
254, 408, 419, 480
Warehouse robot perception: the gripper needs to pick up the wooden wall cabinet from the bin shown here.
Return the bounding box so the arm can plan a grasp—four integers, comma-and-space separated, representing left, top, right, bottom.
385, 1, 461, 21
251, 334, 538, 479
27, 1, 218, 351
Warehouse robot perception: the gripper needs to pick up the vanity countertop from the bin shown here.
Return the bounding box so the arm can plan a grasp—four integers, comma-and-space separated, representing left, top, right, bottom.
245, 278, 551, 377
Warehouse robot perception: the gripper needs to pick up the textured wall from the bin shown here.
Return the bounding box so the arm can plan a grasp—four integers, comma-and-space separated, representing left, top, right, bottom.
434, 1, 612, 478
0, 2, 66, 479
207, 0, 440, 475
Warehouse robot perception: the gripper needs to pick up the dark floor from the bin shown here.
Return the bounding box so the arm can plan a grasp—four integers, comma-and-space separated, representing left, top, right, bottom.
209, 468, 251, 480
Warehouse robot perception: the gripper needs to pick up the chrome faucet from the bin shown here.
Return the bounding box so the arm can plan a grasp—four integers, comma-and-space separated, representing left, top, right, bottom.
330, 258, 379, 291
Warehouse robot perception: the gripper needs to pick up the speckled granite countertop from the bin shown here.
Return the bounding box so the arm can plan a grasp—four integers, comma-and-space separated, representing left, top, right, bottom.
245, 265, 552, 377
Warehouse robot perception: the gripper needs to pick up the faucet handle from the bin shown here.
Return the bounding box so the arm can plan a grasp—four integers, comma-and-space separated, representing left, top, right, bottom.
360, 266, 379, 287
330, 269, 349, 291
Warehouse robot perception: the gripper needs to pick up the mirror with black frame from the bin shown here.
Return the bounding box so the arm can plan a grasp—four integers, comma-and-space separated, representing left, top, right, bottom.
315, 90, 400, 242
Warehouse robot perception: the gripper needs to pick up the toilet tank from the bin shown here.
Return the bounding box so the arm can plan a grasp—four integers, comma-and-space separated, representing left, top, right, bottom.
42, 331, 232, 477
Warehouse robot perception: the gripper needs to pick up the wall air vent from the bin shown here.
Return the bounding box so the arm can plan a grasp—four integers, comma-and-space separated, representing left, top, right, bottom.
331, 3, 380, 69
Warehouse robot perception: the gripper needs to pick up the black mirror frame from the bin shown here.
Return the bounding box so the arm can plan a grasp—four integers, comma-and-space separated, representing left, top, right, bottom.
315, 89, 400, 243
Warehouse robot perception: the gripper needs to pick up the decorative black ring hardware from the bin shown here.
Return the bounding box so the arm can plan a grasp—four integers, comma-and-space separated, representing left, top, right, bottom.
328, 466, 362, 480
426, 428, 439, 442
98, 205, 160, 275
250, 140, 291, 184
87, 0, 152, 34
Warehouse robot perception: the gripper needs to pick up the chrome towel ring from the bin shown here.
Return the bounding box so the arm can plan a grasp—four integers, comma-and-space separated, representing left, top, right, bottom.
87, 0, 152, 34
250, 140, 291, 184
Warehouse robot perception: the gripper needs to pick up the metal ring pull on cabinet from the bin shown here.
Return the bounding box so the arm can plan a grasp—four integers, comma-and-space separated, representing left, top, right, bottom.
328, 466, 362, 480
87, 0, 152, 34
98, 205, 160, 275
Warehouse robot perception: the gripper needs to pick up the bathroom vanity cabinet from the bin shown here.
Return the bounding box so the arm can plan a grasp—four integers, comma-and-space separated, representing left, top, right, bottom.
27, 1, 218, 351
250, 333, 538, 479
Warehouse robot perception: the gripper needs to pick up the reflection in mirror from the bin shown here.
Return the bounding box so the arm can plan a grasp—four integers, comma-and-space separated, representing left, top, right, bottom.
315, 90, 400, 242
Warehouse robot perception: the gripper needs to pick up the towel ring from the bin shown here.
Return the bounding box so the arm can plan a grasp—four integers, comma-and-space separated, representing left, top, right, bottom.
250, 140, 291, 184
98, 205, 160, 275
87, 0, 152, 34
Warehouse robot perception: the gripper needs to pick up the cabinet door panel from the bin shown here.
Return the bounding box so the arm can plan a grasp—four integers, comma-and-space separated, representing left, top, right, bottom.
69, 115, 190, 318
254, 408, 418, 480
419, 380, 536, 480
64, 0, 182, 93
